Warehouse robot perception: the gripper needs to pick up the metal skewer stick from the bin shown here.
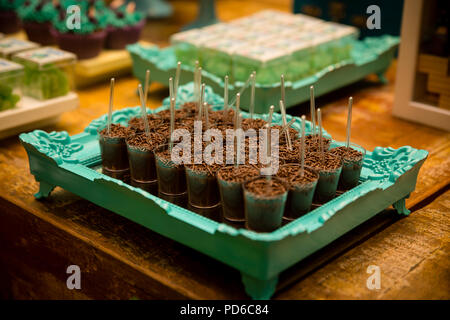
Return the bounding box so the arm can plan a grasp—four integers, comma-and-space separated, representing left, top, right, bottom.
224, 75, 229, 112
174, 61, 181, 103
137, 84, 151, 140
280, 74, 285, 106
249, 72, 256, 119
234, 93, 240, 128
143, 70, 150, 107
279, 99, 292, 150
235, 113, 242, 167
346, 96, 353, 149
107, 78, 115, 136
204, 102, 209, 130
301, 115, 306, 177
198, 83, 205, 121
317, 108, 324, 163
267, 105, 275, 127
310, 85, 316, 136
169, 97, 175, 152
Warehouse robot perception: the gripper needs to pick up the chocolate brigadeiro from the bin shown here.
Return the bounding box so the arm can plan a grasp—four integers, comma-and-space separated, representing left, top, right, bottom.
329, 146, 363, 161
330, 145, 365, 190
278, 143, 302, 164
156, 108, 188, 122
217, 165, 260, 222
276, 165, 317, 186
272, 124, 300, 145
305, 151, 342, 203
276, 164, 319, 219
243, 176, 288, 232
127, 114, 164, 133
209, 109, 235, 123
245, 177, 287, 197
305, 151, 341, 171
217, 165, 259, 183
99, 123, 128, 138
241, 118, 267, 131
126, 132, 166, 151
180, 101, 212, 118
305, 135, 331, 152
98, 123, 129, 180
156, 123, 193, 141
126, 132, 165, 194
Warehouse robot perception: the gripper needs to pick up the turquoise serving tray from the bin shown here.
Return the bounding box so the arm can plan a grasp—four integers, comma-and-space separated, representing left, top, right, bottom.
127, 35, 399, 113
19, 85, 427, 300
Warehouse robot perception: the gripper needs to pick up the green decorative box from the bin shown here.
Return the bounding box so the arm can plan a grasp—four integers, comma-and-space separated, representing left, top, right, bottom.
19, 85, 426, 299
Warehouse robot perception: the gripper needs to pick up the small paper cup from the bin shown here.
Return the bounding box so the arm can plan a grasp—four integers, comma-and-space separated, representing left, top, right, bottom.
98, 128, 129, 180
278, 164, 319, 220
243, 176, 288, 232
185, 166, 220, 208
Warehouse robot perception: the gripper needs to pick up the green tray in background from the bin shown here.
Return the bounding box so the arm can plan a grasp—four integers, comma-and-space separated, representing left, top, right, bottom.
127, 35, 399, 113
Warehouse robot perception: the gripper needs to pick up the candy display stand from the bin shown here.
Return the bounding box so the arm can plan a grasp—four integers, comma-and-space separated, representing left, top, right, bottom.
128, 35, 399, 112
0, 92, 78, 139
19, 85, 427, 299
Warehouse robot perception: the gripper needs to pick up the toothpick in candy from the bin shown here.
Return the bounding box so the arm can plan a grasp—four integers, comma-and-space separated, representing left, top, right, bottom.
235, 113, 243, 167
174, 61, 181, 103
279, 99, 292, 150
143, 69, 150, 107
301, 115, 306, 176
317, 108, 323, 162
137, 84, 151, 140
346, 97, 353, 149
204, 102, 209, 130
198, 83, 205, 121
169, 97, 175, 152
169, 77, 174, 103
250, 72, 256, 119
310, 85, 316, 136
107, 78, 115, 136
280, 74, 285, 106
234, 93, 240, 128
224, 75, 229, 112
267, 105, 274, 126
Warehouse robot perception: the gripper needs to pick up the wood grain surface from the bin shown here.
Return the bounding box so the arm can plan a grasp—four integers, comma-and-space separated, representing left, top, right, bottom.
0, 0, 449, 300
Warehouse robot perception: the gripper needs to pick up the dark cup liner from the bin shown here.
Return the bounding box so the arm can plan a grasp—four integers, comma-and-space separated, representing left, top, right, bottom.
309, 153, 343, 204
217, 165, 256, 222
98, 129, 129, 181
158, 191, 188, 208
0, 10, 21, 34
51, 28, 106, 60
243, 176, 288, 233
23, 21, 55, 45
188, 202, 222, 222
105, 19, 145, 50
279, 165, 319, 221
130, 179, 158, 195
185, 166, 221, 209
126, 137, 158, 176
154, 144, 187, 196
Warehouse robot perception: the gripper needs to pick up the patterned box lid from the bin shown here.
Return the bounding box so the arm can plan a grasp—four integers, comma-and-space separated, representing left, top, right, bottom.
0, 38, 39, 57
13, 47, 76, 68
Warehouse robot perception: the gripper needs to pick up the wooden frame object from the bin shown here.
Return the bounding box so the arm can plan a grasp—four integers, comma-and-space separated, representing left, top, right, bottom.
393, 0, 450, 131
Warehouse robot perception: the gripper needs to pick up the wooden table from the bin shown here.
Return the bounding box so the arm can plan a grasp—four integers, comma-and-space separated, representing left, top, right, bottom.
1, 1, 449, 300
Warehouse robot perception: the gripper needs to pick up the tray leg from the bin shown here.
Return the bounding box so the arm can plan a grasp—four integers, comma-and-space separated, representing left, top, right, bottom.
393, 195, 411, 216
241, 273, 278, 300
376, 69, 388, 84
35, 180, 55, 199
